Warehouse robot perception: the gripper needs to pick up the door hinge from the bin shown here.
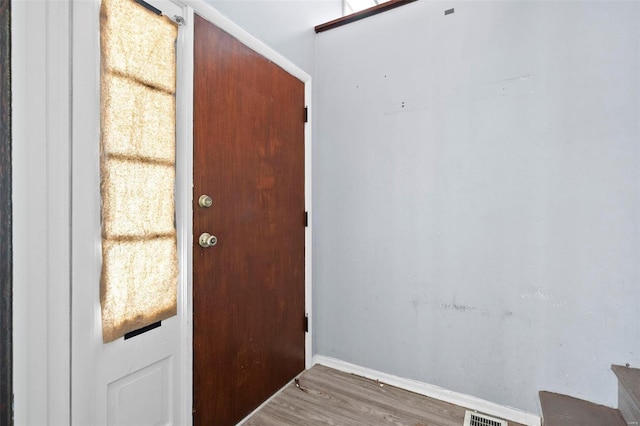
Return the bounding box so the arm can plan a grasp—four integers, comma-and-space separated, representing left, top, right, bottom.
304, 211, 309, 227
304, 313, 309, 333
304, 106, 309, 123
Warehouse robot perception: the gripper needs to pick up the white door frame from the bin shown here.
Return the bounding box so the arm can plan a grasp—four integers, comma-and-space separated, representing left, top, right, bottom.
12, 1, 72, 424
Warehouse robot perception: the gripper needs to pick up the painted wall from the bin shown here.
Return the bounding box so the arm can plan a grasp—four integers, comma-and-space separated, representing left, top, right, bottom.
314, 1, 640, 413
204, 0, 342, 76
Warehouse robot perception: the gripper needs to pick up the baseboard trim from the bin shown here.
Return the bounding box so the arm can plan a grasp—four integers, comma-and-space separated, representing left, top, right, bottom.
312, 355, 541, 426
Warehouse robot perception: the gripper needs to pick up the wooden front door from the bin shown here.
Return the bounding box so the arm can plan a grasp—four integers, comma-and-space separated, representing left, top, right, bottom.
193, 15, 306, 426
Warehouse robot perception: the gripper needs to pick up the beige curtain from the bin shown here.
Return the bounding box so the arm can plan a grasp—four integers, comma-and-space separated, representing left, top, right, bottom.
100, 0, 178, 343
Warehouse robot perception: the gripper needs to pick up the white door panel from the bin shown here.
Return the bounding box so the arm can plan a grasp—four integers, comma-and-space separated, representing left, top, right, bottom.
72, 1, 188, 424
107, 357, 173, 426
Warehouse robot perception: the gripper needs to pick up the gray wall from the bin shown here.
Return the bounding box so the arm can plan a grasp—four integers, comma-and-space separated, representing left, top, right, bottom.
205, 0, 342, 76
314, 1, 640, 414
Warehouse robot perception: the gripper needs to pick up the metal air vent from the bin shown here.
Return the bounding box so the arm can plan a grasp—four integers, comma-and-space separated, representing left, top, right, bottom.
463, 410, 508, 426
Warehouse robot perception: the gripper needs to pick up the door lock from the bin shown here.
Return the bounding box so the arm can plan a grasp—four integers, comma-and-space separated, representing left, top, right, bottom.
198, 233, 218, 248
198, 195, 213, 208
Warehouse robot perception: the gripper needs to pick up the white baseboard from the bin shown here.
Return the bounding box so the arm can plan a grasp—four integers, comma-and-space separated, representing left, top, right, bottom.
312, 355, 541, 426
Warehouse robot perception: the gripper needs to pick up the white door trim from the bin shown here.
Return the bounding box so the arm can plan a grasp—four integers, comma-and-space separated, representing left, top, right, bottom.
174, 3, 195, 424
12, 1, 72, 424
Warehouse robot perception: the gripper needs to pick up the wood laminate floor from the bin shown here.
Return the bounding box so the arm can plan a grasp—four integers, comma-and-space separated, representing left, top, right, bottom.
539, 391, 626, 426
243, 364, 526, 426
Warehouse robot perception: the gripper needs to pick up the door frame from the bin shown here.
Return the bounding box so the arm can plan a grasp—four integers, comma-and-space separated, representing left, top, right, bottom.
12, 1, 72, 423
179, 2, 313, 424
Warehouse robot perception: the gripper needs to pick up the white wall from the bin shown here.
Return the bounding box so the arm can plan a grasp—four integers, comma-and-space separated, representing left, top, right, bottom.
314, 1, 640, 414
204, 0, 342, 76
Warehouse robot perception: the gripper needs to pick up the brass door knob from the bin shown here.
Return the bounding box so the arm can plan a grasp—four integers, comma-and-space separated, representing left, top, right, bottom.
198, 195, 213, 208
199, 233, 218, 248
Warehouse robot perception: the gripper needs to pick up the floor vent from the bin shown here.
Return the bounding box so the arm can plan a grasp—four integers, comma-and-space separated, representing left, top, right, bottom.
463, 410, 509, 426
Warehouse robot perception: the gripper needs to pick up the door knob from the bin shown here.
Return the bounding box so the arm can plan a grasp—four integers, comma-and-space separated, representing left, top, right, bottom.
198, 195, 213, 208
199, 233, 218, 248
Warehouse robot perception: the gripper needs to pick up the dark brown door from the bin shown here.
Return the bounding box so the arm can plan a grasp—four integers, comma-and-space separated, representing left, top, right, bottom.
193, 15, 306, 426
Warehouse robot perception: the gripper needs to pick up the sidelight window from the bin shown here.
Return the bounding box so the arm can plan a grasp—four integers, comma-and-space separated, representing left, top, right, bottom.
100, 0, 179, 343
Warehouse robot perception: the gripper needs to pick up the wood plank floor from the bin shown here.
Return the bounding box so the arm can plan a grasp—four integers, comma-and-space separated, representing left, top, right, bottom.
539, 391, 626, 426
243, 364, 525, 426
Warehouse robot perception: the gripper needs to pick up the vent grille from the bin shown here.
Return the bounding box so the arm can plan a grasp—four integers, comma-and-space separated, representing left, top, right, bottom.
463, 410, 508, 426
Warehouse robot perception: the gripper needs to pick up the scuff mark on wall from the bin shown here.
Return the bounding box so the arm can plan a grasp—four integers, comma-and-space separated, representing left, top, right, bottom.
441, 303, 477, 312
502, 310, 514, 319
429, 299, 531, 326
384, 74, 534, 115
521, 291, 567, 307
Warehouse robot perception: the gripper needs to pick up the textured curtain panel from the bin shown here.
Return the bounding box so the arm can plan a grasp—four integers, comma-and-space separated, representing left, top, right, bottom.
100, 0, 178, 343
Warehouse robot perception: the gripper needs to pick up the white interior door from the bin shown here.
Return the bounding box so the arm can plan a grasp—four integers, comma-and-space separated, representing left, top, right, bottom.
71, 1, 191, 424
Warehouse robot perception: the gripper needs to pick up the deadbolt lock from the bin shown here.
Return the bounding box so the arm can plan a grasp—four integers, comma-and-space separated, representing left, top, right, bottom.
199, 233, 218, 248
198, 195, 213, 208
